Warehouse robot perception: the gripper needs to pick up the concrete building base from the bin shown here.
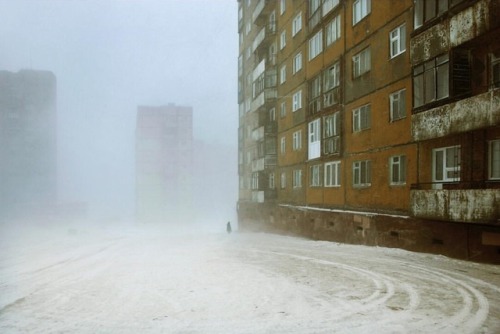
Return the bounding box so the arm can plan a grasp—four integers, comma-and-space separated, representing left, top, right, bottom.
237, 202, 500, 264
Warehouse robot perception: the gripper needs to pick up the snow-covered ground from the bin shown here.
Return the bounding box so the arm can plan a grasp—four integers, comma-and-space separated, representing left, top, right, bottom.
1, 221, 499, 334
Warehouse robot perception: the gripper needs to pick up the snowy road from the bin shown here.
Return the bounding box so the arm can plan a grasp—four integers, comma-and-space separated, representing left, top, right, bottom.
1, 223, 499, 333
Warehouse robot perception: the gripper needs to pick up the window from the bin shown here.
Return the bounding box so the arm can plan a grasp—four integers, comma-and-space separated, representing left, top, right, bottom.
251, 172, 259, 190
310, 165, 322, 187
280, 0, 286, 15
414, 0, 467, 29
325, 161, 341, 187
292, 90, 302, 112
432, 146, 461, 186
245, 22, 252, 35
293, 53, 303, 74
413, 54, 449, 108
323, 112, 340, 154
492, 53, 500, 88
390, 155, 406, 185
489, 140, 500, 180
323, 0, 340, 16
310, 75, 322, 114
269, 173, 275, 189
280, 171, 286, 188
308, 30, 323, 61
390, 24, 406, 58
308, 119, 321, 160
293, 169, 302, 188
326, 15, 341, 47
390, 89, 406, 121
353, 160, 371, 187
353, 0, 371, 25
324, 61, 341, 107
292, 130, 302, 151
280, 136, 286, 155
292, 12, 302, 36
280, 102, 286, 118
280, 30, 286, 50
280, 65, 286, 84
353, 104, 371, 132
269, 107, 276, 122
353, 48, 371, 78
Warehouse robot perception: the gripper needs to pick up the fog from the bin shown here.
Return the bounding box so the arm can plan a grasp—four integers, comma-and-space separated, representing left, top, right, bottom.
0, 0, 238, 226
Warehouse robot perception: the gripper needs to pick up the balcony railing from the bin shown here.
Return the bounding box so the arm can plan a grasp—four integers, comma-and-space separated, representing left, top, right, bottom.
323, 136, 340, 155
410, 180, 500, 223
309, 97, 321, 115
412, 89, 500, 141
324, 87, 340, 107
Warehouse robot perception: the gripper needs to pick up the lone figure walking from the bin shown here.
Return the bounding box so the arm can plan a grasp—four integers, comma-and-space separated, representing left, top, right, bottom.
226, 221, 232, 234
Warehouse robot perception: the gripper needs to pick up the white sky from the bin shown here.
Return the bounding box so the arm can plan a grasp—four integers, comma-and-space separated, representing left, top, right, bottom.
0, 0, 239, 219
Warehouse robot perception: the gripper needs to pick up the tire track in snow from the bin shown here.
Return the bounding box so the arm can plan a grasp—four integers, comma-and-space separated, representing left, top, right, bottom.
238, 239, 495, 333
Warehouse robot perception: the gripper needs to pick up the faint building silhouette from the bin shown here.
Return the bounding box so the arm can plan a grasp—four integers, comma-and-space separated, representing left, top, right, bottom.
135, 104, 193, 224
0, 70, 58, 221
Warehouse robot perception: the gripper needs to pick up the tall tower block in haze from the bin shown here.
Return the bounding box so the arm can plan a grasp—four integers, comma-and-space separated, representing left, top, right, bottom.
135, 104, 194, 224
0, 70, 58, 220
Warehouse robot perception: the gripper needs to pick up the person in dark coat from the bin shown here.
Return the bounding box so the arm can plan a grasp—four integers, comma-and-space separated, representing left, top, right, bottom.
226, 221, 232, 234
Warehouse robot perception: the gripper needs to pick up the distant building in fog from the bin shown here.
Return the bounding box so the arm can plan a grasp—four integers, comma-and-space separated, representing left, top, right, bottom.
135, 104, 194, 223
0, 70, 58, 220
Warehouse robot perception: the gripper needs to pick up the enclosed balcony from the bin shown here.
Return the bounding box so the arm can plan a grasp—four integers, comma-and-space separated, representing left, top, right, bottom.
412, 89, 500, 141
410, 182, 500, 224
252, 22, 276, 54
252, 0, 273, 26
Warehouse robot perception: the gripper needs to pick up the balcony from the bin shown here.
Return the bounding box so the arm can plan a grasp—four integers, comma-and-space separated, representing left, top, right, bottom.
324, 87, 340, 108
251, 88, 277, 112
410, 182, 500, 223
252, 0, 267, 25
252, 23, 276, 54
412, 89, 500, 141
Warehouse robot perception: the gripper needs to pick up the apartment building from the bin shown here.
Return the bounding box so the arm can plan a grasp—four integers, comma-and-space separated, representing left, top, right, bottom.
0, 70, 58, 220
237, 0, 500, 263
135, 104, 193, 224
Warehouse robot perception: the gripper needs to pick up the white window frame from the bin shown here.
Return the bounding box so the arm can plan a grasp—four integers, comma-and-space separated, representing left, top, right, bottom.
326, 15, 341, 47
353, 48, 371, 78
390, 155, 407, 185
251, 172, 259, 190
280, 0, 286, 15
490, 140, 500, 180
292, 90, 302, 112
389, 89, 406, 122
269, 107, 276, 121
280, 136, 286, 155
432, 145, 461, 188
292, 12, 302, 36
293, 52, 303, 74
280, 171, 286, 188
280, 101, 286, 118
308, 30, 323, 61
353, 160, 371, 187
325, 161, 341, 187
280, 30, 286, 50
292, 130, 302, 151
353, 0, 371, 25
269, 172, 275, 189
324, 61, 340, 91
308, 118, 321, 160
293, 169, 302, 188
310, 164, 322, 187
323, 0, 340, 16
390, 24, 406, 59
352, 104, 371, 132
280, 65, 287, 84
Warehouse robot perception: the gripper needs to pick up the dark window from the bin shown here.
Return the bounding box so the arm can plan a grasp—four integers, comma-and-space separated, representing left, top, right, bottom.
414, 0, 467, 28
